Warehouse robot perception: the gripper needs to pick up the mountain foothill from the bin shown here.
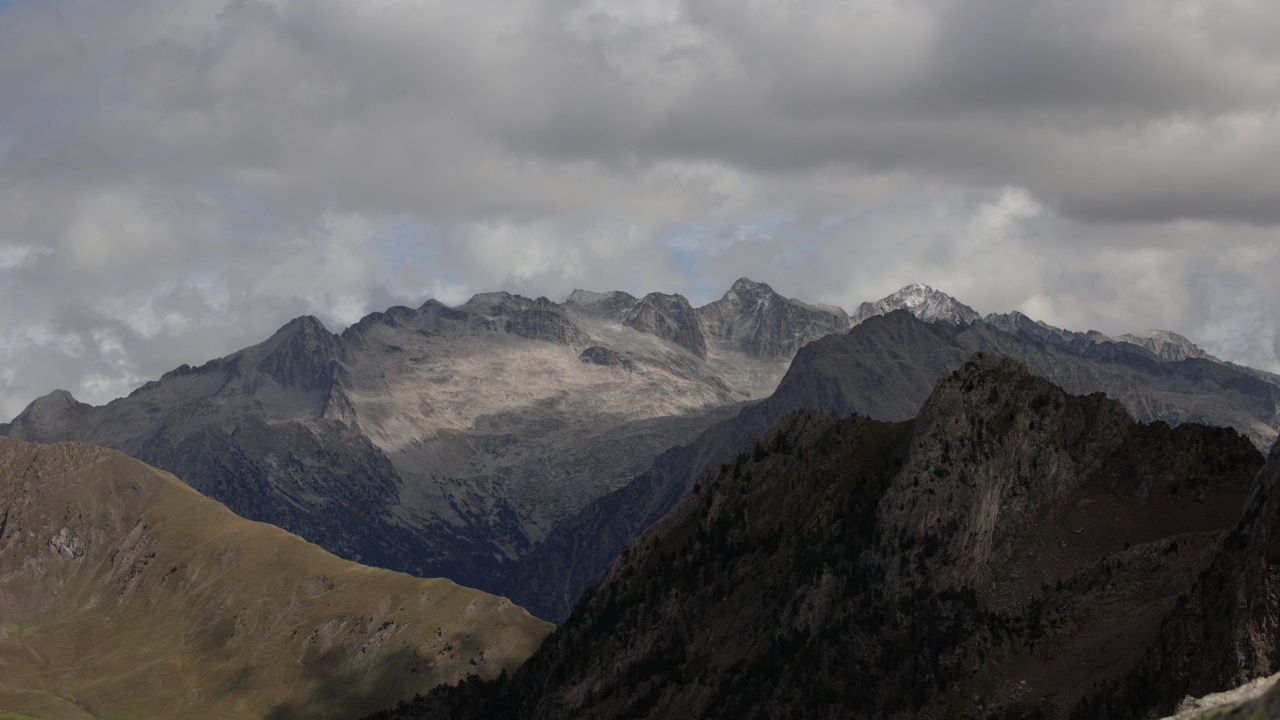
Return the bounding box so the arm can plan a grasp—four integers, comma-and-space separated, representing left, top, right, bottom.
4, 279, 1280, 718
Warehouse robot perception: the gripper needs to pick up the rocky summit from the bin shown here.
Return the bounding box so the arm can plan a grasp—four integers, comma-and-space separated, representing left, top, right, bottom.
365, 354, 1267, 720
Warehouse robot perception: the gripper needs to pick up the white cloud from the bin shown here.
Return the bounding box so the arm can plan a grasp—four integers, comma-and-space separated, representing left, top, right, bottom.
3, 0, 1280, 417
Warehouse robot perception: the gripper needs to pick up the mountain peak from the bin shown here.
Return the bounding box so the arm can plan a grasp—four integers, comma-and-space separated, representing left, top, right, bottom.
851, 284, 980, 326
252, 315, 343, 392
6, 389, 90, 442
1116, 329, 1214, 362
623, 292, 707, 358
271, 314, 330, 338
727, 277, 774, 296
696, 278, 850, 361
564, 289, 639, 321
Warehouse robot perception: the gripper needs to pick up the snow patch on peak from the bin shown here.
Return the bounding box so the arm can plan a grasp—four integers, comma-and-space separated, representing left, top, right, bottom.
852, 284, 981, 326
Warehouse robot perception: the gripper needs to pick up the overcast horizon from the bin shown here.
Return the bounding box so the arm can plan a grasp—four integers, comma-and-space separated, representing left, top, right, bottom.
3, 0, 1280, 420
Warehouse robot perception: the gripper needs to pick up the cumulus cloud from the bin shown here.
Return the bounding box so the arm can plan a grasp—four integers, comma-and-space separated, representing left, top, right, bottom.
2, 0, 1280, 417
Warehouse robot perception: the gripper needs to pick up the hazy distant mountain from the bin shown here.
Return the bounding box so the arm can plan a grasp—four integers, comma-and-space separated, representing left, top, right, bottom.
0, 436, 549, 720
368, 355, 1267, 719
2, 278, 848, 604
508, 309, 1280, 621
859, 284, 1237, 370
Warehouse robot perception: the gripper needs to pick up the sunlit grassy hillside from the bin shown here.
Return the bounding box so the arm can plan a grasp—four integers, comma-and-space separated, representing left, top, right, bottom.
0, 438, 551, 720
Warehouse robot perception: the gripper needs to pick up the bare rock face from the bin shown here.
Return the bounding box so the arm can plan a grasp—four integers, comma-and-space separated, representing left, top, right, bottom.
564, 289, 638, 322
578, 345, 634, 370
252, 315, 346, 391
2, 388, 91, 442
1161, 672, 1280, 719
623, 291, 708, 358
697, 277, 851, 361
1116, 330, 1214, 363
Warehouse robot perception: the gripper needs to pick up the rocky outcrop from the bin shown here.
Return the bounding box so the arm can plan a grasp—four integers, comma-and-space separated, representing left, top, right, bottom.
622, 291, 708, 358
252, 315, 346, 391
502, 309, 583, 345
696, 277, 850, 361
564, 289, 639, 322
2, 388, 92, 442
578, 345, 634, 370
1116, 330, 1214, 362
1162, 672, 1280, 719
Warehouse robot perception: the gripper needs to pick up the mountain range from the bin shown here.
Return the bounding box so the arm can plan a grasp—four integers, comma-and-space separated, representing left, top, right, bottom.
5, 282, 1280, 626
6, 279, 1280, 718
508, 305, 1280, 621
355, 355, 1274, 719
0, 279, 845, 600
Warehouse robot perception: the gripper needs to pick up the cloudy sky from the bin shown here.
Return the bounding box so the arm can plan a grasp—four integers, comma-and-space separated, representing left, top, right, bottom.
2, 0, 1280, 419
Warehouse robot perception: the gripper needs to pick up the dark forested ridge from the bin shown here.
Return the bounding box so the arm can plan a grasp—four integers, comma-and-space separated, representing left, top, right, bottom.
358, 354, 1272, 719
509, 309, 1280, 622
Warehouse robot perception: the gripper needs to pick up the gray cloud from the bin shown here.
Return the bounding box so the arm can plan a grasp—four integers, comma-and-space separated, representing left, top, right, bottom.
2, 0, 1280, 418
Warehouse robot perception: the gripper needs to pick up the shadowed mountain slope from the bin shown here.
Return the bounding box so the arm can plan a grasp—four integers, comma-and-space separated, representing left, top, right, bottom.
508, 310, 1280, 622
0, 436, 550, 720
359, 355, 1266, 719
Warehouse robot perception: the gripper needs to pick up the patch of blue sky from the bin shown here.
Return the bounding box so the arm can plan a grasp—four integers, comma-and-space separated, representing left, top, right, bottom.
665, 246, 717, 301
377, 216, 439, 270
659, 211, 793, 255
817, 207, 867, 232
660, 212, 794, 303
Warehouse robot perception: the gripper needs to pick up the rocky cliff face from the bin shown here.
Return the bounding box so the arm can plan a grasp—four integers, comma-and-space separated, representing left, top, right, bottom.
696, 277, 851, 361
623, 292, 708, 358
0, 437, 550, 720
368, 355, 1265, 720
